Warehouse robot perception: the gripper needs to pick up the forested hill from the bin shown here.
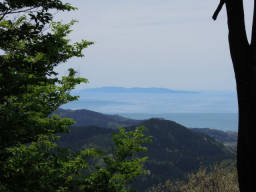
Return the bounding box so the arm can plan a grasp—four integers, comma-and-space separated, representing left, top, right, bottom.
58, 118, 235, 191
128, 119, 235, 190
192, 128, 237, 143
192, 128, 237, 153
55, 108, 237, 144
54, 108, 141, 129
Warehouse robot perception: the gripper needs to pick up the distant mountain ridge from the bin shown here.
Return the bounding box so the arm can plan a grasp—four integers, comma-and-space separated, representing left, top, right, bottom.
54, 108, 141, 129
55, 108, 237, 145
76, 87, 199, 94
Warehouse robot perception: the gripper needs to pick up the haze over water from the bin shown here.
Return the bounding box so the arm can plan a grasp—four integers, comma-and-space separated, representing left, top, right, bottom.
63, 87, 238, 132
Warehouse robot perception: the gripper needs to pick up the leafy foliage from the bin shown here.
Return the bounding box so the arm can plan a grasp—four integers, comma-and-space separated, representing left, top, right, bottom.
0, 0, 92, 149
1, 135, 87, 192
0, 1, 150, 191
80, 126, 151, 192
1, 126, 151, 192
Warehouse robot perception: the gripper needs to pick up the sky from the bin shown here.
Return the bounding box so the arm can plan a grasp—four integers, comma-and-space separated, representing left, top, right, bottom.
55, 0, 254, 91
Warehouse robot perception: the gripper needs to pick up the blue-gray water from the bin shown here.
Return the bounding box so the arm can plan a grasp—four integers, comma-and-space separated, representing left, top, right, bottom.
62, 87, 238, 132
119, 113, 238, 132
64, 89, 238, 114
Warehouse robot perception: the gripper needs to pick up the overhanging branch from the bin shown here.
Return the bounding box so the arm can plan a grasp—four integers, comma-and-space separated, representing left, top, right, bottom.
0, 7, 36, 21
212, 0, 225, 20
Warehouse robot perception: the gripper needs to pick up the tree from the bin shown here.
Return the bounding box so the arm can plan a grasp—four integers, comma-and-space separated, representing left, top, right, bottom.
80, 126, 152, 192
212, 0, 256, 191
0, 0, 90, 148
0, 1, 150, 191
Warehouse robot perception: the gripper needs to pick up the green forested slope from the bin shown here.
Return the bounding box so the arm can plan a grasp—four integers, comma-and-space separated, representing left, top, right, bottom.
58, 118, 235, 191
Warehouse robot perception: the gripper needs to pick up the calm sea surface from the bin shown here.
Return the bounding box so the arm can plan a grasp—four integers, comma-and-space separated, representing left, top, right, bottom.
119, 113, 238, 132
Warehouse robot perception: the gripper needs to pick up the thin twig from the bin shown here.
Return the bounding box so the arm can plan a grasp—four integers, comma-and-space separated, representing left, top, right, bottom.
7, 7, 36, 14
0, 7, 36, 21
0, 10, 9, 22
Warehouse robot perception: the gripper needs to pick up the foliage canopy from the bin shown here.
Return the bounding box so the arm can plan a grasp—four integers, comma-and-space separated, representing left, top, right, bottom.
0, 1, 151, 191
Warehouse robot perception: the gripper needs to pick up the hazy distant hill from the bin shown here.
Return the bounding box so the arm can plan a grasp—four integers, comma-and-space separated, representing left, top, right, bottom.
76, 87, 199, 94
192, 128, 237, 153
54, 108, 141, 129
58, 117, 235, 191
192, 128, 237, 143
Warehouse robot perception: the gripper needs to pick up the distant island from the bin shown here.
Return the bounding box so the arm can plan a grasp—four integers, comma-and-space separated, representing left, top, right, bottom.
75, 86, 200, 94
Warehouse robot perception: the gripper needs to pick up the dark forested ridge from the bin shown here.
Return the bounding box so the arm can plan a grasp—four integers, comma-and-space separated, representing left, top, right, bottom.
56, 108, 237, 143
58, 117, 235, 191
192, 128, 237, 153
130, 119, 235, 191
54, 108, 141, 129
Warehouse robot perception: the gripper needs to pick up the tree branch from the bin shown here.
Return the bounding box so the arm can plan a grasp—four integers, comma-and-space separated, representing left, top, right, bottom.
0, 10, 9, 22
212, 0, 225, 20
6, 7, 36, 14
0, 7, 36, 21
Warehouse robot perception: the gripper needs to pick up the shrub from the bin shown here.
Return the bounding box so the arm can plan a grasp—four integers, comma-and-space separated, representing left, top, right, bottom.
150, 161, 239, 192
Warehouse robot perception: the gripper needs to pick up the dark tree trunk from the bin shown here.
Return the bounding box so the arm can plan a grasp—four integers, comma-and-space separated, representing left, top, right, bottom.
213, 0, 256, 191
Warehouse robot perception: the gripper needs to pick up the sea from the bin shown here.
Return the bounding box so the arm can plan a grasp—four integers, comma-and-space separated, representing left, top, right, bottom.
63, 87, 239, 132
119, 113, 238, 132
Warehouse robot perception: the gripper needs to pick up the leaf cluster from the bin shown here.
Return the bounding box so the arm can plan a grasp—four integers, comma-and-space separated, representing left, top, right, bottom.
0, 0, 92, 148
80, 126, 152, 192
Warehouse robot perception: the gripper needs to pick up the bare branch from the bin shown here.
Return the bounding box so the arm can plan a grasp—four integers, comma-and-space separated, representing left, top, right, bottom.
212, 0, 225, 20
0, 7, 37, 21
6, 7, 36, 14
0, 10, 9, 22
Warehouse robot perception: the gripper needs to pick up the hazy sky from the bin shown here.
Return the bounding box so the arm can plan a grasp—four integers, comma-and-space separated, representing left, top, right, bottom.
55, 0, 254, 91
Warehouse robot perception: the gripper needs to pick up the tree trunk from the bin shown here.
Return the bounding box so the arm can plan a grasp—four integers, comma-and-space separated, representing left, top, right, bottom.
222, 0, 256, 191
213, 0, 256, 191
